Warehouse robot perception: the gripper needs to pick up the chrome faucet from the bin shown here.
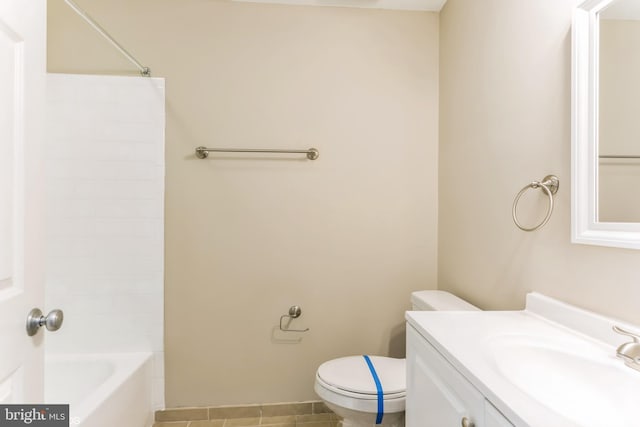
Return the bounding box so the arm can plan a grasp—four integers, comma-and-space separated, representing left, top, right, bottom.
613, 326, 640, 372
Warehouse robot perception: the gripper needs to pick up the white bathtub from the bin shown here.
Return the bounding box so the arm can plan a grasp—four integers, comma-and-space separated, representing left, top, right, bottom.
45, 353, 153, 427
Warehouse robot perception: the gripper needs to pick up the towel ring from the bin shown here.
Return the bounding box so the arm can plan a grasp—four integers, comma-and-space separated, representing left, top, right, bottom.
512, 175, 559, 232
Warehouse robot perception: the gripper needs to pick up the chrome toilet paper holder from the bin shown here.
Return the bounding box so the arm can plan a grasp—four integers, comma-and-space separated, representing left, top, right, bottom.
279, 306, 309, 333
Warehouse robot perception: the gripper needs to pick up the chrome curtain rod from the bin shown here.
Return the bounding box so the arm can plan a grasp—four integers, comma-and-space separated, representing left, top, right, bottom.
64, 0, 151, 77
599, 155, 640, 159
195, 146, 319, 160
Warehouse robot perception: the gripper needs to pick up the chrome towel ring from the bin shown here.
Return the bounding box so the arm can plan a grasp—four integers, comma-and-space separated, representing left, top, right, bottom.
512, 175, 559, 232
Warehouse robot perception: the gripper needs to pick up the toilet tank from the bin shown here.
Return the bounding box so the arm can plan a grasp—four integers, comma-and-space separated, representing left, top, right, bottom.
411, 290, 479, 311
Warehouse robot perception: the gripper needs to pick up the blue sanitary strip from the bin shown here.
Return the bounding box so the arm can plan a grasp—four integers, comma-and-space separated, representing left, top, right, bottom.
363, 355, 384, 425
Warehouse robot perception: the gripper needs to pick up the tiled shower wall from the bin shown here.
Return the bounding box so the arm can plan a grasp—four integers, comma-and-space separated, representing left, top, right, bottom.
44, 73, 165, 409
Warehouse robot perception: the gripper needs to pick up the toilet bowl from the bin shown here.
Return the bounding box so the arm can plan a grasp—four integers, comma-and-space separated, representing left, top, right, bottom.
315, 356, 406, 427
314, 290, 478, 427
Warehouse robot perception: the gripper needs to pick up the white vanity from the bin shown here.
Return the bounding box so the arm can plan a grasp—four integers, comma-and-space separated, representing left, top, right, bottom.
405, 293, 640, 427
404, 0, 640, 422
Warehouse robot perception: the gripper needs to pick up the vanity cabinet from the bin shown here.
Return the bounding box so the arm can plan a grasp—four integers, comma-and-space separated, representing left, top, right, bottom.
485, 401, 515, 427
406, 325, 514, 427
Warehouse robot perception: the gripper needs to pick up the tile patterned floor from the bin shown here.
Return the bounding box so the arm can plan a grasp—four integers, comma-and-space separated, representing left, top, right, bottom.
154, 401, 340, 427
153, 412, 340, 427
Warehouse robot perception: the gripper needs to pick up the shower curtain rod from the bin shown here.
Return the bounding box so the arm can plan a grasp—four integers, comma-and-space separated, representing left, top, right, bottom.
64, 0, 151, 77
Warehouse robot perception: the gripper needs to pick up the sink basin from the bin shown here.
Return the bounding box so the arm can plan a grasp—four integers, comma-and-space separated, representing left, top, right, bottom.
490, 335, 640, 426
406, 294, 640, 426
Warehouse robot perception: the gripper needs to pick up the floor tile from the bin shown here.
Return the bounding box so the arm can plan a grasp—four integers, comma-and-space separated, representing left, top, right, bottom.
294, 422, 332, 427
260, 415, 296, 425
153, 422, 189, 427
296, 414, 333, 423
224, 417, 262, 427
189, 421, 225, 427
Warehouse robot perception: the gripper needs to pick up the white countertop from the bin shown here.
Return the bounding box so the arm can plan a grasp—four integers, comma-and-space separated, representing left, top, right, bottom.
405, 293, 640, 427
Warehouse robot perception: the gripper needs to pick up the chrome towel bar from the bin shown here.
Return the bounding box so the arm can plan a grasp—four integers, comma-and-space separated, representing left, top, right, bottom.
195, 146, 319, 160
512, 175, 559, 232
599, 155, 640, 159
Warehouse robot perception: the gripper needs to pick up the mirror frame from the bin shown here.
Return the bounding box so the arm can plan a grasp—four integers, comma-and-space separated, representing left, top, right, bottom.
572, 0, 640, 250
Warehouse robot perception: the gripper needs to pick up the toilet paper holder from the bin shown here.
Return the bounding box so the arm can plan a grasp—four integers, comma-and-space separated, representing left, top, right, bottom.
279, 306, 310, 333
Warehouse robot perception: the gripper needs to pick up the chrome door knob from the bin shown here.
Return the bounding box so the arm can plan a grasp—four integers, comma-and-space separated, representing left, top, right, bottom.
26, 308, 64, 336
461, 417, 475, 427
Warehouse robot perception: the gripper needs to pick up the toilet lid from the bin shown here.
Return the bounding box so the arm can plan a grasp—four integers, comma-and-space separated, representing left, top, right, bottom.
317, 356, 406, 395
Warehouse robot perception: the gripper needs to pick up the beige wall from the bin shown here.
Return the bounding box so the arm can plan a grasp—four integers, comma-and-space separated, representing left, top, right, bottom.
439, 0, 640, 323
47, 0, 439, 407
599, 19, 640, 222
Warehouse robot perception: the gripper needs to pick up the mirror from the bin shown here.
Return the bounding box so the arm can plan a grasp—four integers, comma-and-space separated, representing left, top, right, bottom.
572, 0, 640, 249
598, 0, 640, 223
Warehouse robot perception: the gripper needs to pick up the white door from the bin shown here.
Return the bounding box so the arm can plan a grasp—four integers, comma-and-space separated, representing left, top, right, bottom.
0, 0, 47, 404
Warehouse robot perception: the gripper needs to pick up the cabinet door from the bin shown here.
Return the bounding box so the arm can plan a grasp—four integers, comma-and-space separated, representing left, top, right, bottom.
406, 326, 485, 427
485, 401, 514, 427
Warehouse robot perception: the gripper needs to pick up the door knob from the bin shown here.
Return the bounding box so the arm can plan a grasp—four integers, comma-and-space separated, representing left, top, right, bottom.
461, 417, 475, 427
26, 308, 64, 336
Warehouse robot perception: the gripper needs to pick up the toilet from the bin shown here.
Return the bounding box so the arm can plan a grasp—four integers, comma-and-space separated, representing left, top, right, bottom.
314, 290, 479, 427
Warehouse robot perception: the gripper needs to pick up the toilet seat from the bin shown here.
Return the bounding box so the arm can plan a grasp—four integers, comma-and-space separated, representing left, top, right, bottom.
315, 375, 406, 400
316, 356, 406, 396
314, 356, 406, 414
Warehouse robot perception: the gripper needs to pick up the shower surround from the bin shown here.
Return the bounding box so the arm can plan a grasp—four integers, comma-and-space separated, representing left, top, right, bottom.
44, 73, 165, 415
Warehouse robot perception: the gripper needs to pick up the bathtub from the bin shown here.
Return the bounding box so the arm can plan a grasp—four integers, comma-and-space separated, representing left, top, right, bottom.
45, 353, 153, 427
